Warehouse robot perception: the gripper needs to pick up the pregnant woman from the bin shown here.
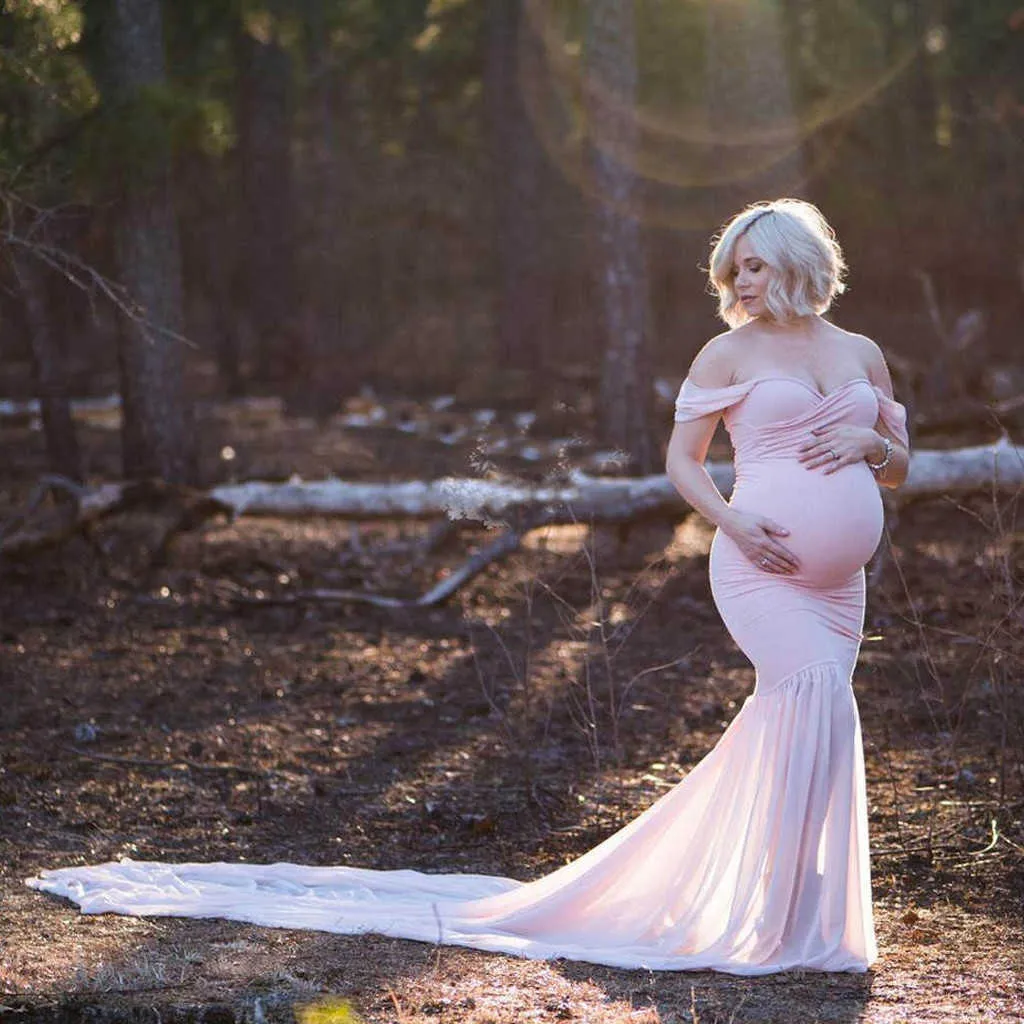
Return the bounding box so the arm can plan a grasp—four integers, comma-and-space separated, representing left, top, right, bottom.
27, 198, 909, 975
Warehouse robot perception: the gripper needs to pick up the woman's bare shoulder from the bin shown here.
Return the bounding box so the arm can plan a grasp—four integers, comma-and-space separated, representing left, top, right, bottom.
841, 329, 896, 391
685, 329, 746, 387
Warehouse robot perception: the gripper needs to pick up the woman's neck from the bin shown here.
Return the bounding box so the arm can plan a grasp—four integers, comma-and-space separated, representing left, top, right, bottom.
755, 313, 825, 335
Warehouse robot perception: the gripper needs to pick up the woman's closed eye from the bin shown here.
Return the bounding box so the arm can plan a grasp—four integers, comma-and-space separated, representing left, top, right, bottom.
732, 261, 764, 276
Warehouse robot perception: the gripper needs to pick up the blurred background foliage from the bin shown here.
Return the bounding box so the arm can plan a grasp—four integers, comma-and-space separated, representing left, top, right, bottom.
1, 0, 1022, 470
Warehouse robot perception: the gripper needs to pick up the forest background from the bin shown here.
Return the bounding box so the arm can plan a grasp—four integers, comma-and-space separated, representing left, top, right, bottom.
1, 1, 1023, 1023
3, 0, 1023, 478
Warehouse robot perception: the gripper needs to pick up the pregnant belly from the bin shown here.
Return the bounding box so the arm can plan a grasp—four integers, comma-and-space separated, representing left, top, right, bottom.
730, 459, 884, 586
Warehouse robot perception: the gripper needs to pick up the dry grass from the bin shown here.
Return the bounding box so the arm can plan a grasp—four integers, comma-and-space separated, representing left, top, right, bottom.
2, 889, 1022, 1022
1, 403, 1022, 1022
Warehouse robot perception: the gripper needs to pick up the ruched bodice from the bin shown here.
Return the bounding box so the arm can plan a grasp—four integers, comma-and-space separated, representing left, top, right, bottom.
675, 375, 909, 591
675, 376, 909, 593
674, 374, 909, 455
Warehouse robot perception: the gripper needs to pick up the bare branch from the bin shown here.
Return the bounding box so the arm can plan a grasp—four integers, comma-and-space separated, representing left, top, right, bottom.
0, 188, 199, 352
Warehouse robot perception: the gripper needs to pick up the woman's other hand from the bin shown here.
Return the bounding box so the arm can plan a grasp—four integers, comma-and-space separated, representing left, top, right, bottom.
721, 510, 800, 574
797, 424, 883, 474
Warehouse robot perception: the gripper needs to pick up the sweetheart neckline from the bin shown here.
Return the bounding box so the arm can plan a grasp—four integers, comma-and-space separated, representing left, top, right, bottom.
743, 375, 873, 400
688, 375, 874, 400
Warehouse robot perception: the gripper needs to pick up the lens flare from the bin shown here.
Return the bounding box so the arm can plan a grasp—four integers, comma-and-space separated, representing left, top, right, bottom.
513, 0, 930, 227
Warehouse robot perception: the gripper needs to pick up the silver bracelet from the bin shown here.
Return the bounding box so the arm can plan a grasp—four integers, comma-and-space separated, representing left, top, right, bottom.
866, 436, 894, 472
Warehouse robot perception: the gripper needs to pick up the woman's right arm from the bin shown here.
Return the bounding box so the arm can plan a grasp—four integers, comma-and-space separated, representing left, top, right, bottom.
665, 340, 800, 574
665, 417, 742, 532
665, 337, 741, 531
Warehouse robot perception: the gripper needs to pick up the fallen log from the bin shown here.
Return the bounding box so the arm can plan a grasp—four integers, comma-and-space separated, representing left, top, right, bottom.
0, 478, 231, 559
3, 440, 1021, 580
897, 436, 1023, 500
0, 476, 124, 555
208, 437, 1024, 519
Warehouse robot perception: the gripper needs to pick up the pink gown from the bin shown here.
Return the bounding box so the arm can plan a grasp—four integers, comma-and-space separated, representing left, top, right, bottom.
26, 374, 909, 975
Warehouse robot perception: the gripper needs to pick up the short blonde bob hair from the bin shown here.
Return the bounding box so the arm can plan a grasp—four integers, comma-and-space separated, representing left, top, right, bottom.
708, 198, 847, 328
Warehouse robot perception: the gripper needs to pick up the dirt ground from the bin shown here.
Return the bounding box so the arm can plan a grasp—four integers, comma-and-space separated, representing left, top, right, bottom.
1, 374, 1022, 1023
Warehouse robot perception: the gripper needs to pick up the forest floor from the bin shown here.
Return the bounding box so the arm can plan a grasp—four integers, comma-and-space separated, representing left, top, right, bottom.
1, 373, 1022, 1023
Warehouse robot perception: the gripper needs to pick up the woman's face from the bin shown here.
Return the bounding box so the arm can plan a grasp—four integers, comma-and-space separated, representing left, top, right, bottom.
731, 233, 771, 320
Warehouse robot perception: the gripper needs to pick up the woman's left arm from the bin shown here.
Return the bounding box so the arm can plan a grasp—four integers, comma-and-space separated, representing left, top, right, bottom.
864, 339, 910, 490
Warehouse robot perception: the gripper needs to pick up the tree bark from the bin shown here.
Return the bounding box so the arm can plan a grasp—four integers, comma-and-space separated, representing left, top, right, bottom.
11, 247, 82, 483
89, 0, 197, 484
234, 0, 298, 389
296, 0, 357, 419
485, 0, 549, 378
584, 0, 658, 475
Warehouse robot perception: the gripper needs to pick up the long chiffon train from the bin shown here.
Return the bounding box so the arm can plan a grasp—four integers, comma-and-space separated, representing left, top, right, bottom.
27, 374, 909, 975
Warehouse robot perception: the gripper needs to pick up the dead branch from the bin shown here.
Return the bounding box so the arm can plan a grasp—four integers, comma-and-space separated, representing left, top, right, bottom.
232, 505, 563, 609
1, 188, 199, 353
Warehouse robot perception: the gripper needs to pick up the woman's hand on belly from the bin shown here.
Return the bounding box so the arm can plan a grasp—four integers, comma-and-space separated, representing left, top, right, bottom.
720, 509, 801, 576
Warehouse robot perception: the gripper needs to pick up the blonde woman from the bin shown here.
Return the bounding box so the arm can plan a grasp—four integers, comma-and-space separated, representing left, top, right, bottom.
28, 199, 909, 976
662, 197, 910, 970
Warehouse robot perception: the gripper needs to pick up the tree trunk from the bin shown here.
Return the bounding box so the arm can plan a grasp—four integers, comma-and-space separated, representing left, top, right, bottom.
180, 147, 244, 398
584, 0, 658, 475
485, 0, 549, 379
11, 248, 82, 484
234, 1, 298, 389
296, 0, 356, 420
702, 0, 804, 211
89, 0, 197, 484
